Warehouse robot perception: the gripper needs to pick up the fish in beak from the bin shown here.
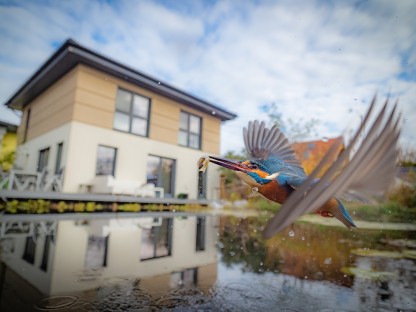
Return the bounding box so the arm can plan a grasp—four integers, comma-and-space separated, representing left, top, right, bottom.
198, 155, 250, 173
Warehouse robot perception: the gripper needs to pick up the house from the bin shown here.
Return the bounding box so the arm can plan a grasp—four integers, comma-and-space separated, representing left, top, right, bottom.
4, 39, 236, 198
291, 137, 344, 175
0, 214, 218, 304
0, 120, 18, 171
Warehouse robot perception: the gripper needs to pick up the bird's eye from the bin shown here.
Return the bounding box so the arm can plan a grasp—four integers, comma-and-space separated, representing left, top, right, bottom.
250, 164, 259, 170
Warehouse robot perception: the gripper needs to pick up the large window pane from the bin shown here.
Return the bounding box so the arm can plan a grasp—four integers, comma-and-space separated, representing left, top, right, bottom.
180, 112, 188, 130
140, 218, 172, 260
178, 111, 201, 149
115, 89, 132, 113
23, 237, 36, 264
113, 88, 150, 137
85, 235, 109, 268
146, 155, 175, 197
114, 112, 130, 132
96, 145, 117, 176
178, 130, 188, 146
189, 134, 200, 149
146, 156, 160, 185
133, 95, 149, 118
161, 158, 174, 194
196, 217, 206, 251
37, 147, 50, 172
189, 115, 200, 134
131, 117, 147, 136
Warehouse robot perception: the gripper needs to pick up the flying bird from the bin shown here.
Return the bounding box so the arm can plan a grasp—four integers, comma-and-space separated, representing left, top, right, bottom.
200, 96, 400, 238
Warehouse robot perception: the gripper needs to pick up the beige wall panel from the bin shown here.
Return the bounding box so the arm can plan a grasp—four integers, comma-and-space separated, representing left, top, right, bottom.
75, 88, 115, 112
203, 117, 221, 134
76, 66, 117, 100
28, 105, 74, 141
153, 98, 180, 118
203, 130, 220, 144
73, 104, 114, 128
30, 91, 74, 123
151, 113, 178, 131
198, 263, 218, 292
17, 69, 77, 143
203, 141, 219, 154
150, 126, 178, 144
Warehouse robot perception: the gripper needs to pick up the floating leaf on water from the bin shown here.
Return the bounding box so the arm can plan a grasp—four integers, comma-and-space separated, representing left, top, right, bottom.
341, 267, 395, 280
402, 249, 416, 260
351, 248, 402, 259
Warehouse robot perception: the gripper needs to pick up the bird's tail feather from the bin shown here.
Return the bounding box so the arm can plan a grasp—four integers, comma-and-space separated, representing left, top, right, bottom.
333, 199, 357, 229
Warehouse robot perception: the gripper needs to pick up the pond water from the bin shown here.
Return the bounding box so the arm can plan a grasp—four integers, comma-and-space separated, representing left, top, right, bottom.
0, 212, 415, 311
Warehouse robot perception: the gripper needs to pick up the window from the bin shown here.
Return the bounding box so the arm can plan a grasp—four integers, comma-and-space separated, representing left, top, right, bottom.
146, 155, 175, 197
196, 217, 206, 251
85, 235, 109, 268
23, 108, 31, 143
140, 218, 173, 260
179, 111, 202, 149
171, 268, 198, 288
37, 147, 50, 172
113, 89, 150, 137
55, 142, 63, 174
96, 145, 117, 176
198, 171, 207, 199
23, 236, 36, 264
40, 235, 51, 271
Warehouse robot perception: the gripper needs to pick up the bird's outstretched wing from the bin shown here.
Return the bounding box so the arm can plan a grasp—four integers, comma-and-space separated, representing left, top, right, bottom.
243, 120, 305, 173
263, 96, 401, 239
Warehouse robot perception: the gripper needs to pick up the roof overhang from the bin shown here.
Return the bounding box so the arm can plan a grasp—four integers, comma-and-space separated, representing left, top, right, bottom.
5, 39, 237, 122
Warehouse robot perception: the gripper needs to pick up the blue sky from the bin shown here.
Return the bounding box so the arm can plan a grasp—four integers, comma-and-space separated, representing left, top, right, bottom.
0, 0, 415, 153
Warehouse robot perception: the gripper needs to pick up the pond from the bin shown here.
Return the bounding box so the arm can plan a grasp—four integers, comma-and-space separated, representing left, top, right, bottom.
0, 212, 415, 311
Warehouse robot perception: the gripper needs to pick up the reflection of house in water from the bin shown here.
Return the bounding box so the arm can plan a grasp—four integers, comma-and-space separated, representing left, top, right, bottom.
351, 254, 416, 311
0, 214, 218, 308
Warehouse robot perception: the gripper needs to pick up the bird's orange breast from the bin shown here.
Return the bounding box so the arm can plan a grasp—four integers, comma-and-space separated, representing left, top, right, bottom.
258, 180, 291, 204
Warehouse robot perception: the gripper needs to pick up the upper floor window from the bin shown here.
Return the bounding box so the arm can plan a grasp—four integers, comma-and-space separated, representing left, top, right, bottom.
113, 89, 150, 137
179, 111, 201, 149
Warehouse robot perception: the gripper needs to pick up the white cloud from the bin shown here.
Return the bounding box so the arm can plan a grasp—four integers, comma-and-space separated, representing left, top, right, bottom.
0, 0, 415, 153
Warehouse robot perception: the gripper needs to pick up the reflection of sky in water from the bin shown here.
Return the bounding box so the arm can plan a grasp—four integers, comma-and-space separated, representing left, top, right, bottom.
0, 213, 415, 311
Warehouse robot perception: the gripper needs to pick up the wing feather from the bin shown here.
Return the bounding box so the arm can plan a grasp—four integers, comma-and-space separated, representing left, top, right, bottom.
263, 96, 400, 238
244, 121, 304, 172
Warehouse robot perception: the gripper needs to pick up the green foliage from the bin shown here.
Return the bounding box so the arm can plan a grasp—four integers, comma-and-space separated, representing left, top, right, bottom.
3, 199, 50, 213
399, 147, 416, 167
118, 203, 141, 212
219, 150, 246, 185
0, 150, 15, 172
247, 196, 281, 213
260, 102, 319, 142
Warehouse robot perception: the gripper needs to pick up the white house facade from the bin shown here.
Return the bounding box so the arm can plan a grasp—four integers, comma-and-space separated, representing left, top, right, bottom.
4, 39, 236, 199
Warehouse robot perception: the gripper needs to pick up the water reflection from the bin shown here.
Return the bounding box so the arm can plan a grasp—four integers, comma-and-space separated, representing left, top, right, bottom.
0, 213, 415, 311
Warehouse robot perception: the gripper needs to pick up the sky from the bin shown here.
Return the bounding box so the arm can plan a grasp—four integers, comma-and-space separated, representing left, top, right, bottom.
0, 0, 415, 154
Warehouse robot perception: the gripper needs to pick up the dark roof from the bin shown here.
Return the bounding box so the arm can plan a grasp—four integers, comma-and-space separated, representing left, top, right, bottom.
4, 39, 237, 121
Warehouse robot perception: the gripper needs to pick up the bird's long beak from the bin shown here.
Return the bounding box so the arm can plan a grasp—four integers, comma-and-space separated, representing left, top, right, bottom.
206, 156, 250, 173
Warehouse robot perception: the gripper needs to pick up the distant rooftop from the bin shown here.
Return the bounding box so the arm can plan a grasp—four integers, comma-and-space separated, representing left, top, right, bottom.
4, 39, 237, 122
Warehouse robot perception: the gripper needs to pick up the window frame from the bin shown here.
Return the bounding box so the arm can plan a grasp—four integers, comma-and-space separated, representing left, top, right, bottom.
95, 145, 118, 176
113, 88, 151, 137
196, 216, 206, 251
37, 147, 50, 173
55, 142, 63, 175
23, 236, 36, 264
179, 111, 202, 150
140, 218, 173, 261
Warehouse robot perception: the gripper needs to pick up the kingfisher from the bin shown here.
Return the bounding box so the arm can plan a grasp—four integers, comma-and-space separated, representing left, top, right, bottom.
200, 96, 400, 238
